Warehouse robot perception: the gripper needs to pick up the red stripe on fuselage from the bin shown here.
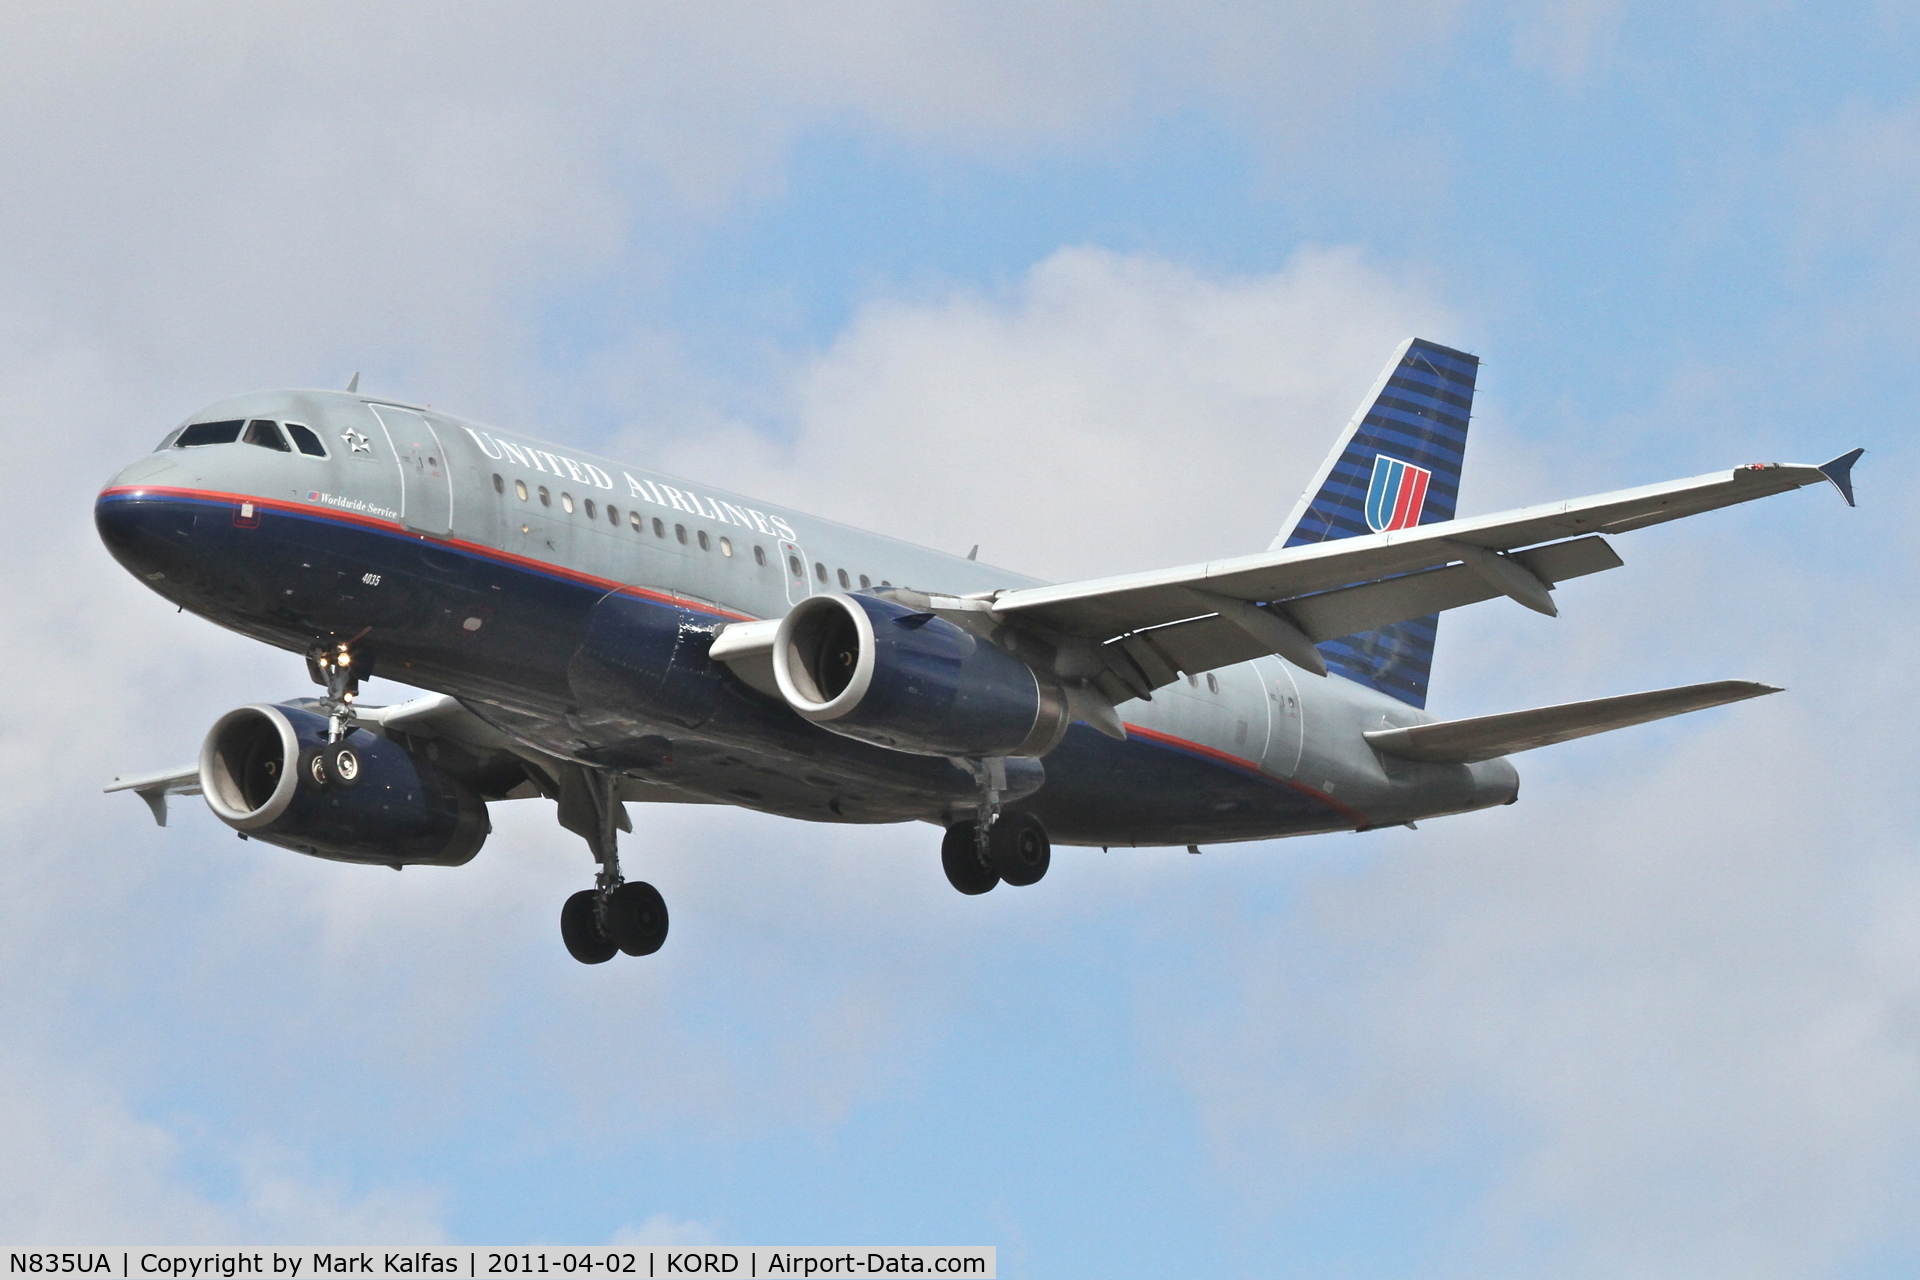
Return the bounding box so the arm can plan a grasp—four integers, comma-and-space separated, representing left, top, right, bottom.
96, 484, 757, 622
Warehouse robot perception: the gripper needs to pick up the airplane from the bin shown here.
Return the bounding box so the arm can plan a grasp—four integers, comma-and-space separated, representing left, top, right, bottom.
97, 338, 1862, 964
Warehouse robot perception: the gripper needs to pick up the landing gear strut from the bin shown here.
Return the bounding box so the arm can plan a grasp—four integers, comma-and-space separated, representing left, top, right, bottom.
310, 638, 363, 743
557, 766, 669, 964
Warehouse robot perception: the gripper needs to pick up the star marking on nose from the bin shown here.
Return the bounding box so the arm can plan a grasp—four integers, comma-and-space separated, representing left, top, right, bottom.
341, 428, 372, 453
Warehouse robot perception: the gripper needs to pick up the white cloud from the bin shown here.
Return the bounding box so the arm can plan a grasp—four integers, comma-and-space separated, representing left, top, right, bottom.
651, 244, 1460, 581
1150, 583, 1920, 1276
0, 0, 1466, 418
608, 1214, 720, 1248
0, 1048, 445, 1243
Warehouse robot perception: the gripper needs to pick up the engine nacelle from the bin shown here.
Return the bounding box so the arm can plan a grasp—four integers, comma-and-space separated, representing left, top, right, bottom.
199, 703, 490, 867
773, 593, 1070, 758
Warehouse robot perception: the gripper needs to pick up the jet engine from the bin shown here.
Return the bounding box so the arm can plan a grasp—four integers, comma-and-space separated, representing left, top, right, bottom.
772, 593, 1070, 758
198, 703, 490, 866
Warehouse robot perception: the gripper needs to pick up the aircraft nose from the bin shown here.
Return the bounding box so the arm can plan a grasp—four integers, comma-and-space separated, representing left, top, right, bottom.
96, 451, 195, 584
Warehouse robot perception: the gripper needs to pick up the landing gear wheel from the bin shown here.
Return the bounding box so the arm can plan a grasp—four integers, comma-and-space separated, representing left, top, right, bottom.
300, 746, 331, 789
941, 823, 1000, 895
605, 881, 669, 956
989, 813, 1050, 887
560, 889, 617, 964
329, 745, 361, 787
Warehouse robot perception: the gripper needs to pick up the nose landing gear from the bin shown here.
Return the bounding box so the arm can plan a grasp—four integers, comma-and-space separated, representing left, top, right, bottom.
308, 637, 365, 742
556, 766, 670, 964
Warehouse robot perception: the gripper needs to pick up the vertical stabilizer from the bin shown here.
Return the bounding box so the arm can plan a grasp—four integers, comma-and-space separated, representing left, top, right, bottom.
1273, 338, 1480, 707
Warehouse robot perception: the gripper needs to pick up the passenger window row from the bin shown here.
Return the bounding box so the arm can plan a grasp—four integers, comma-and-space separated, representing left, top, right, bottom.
490, 471, 891, 588
172, 418, 327, 457
813, 562, 887, 590
493, 473, 759, 562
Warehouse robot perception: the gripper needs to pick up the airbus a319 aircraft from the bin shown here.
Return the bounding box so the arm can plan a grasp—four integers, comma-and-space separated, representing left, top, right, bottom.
99, 339, 1861, 963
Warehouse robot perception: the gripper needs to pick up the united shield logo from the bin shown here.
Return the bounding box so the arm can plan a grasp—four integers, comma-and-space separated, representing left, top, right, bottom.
1364, 454, 1432, 532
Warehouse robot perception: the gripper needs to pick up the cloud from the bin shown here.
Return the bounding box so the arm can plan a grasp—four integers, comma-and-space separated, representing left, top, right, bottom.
650, 244, 1460, 582
1149, 551, 1920, 1276
0, 1047, 445, 1243
608, 1214, 720, 1248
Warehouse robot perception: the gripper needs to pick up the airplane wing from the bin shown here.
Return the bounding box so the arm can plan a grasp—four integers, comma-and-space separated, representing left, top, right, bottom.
1362, 680, 1780, 764
106, 693, 712, 827
983, 453, 1860, 702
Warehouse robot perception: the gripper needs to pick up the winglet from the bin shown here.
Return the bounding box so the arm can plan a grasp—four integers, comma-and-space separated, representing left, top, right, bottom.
346, 371, 361, 393
1818, 448, 1864, 507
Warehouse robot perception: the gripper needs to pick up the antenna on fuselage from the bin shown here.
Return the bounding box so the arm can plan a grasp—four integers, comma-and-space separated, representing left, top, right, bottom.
967, 545, 979, 561
346, 372, 360, 393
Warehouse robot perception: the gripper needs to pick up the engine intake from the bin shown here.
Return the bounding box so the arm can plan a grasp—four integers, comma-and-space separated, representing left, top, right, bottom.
773, 593, 1069, 758
200, 703, 489, 866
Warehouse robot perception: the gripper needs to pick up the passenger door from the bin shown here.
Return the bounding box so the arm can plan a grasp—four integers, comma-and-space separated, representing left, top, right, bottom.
1258, 655, 1305, 777
779, 538, 813, 607
368, 405, 453, 537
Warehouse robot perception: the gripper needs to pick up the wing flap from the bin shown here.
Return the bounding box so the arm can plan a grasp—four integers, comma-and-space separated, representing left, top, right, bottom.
1363, 680, 1780, 764
1120, 536, 1624, 682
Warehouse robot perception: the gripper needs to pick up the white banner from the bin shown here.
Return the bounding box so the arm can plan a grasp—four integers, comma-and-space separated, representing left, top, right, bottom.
5, 1251, 993, 1280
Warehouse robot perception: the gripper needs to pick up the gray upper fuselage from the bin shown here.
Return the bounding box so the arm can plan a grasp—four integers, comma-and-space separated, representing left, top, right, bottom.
100, 388, 1519, 843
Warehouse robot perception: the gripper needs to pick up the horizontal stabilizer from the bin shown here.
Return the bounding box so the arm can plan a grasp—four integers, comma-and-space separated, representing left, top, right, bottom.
1364, 679, 1781, 764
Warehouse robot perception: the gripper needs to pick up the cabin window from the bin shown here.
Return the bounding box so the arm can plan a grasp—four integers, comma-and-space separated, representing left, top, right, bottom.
815, 562, 827, 582
837, 568, 850, 588
284, 423, 327, 457
492, 473, 505, 494
1206, 673, 1219, 694
174, 420, 243, 447
859, 574, 871, 589
630, 511, 642, 531
719, 536, 733, 557
538, 486, 550, 507
754, 545, 767, 566
583, 498, 596, 519
697, 530, 710, 551
515, 479, 529, 501
653, 517, 666, 537
675, 524, 688, 545
562, 493, 575, 514
242, 419, 290, 451
788, 555, 803, 577
608, 505, 619, 526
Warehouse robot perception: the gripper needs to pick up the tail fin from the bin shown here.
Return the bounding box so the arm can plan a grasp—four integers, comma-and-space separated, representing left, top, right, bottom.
1272, 337, 1480, 708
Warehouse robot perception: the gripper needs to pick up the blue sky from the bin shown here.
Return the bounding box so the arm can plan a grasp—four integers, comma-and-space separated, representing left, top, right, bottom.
2, 3, 1917, 1276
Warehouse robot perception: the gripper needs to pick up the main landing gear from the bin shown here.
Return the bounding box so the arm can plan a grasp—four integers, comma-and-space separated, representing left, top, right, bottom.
556, 767, 669, 965
941, 756, 1050, 895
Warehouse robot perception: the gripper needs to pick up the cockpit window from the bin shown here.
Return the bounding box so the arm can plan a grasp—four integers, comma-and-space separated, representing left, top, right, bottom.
243, 419, 290, 452
174, 420, 244, 447
283, 422, 327, 457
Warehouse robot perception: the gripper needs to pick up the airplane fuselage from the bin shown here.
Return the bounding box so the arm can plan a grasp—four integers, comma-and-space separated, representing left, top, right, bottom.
96, 389, 1519, 847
